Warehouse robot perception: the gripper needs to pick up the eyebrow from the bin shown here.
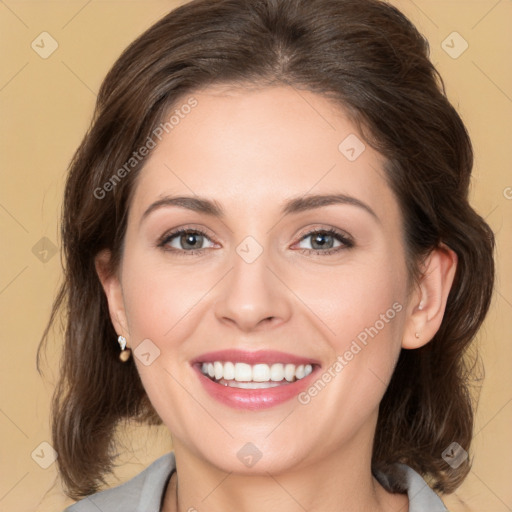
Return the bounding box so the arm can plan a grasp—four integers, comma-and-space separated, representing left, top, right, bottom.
139, 193, 379, 226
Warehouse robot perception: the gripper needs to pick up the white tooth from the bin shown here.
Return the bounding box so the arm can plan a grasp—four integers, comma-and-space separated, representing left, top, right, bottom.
252, 364, 270, 382
284, 363, 296, 382
227, 380, 282, 389
234, 362, 252, 382
199, 361, 314, 382
223, 361, 235, 380
270, 363, 285, 382
214, 361, 223, 380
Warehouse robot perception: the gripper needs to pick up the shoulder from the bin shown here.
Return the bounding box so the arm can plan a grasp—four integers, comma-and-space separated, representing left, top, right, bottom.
63, 452, 176, 512
375, 463, 448, 512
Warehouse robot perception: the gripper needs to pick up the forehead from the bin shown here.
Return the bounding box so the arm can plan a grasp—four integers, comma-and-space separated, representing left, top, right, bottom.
129, 85, 398, 224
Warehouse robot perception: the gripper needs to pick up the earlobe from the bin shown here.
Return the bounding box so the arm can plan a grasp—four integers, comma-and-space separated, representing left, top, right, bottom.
94, 249, 129, 339
402, 243, 458, 349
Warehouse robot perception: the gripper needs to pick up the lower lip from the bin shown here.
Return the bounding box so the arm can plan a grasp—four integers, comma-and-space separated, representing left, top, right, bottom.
192, 364, 318, 410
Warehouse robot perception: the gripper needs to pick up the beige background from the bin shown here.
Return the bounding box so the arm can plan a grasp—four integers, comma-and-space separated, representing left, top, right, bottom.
0, 1, 510, 511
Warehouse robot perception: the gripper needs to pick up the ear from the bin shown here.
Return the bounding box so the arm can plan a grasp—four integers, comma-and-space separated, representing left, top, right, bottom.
402, 243, 458, 349
95, 249, 130, 343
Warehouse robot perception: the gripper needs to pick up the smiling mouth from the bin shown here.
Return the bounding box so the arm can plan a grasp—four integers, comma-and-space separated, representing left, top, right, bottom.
199, 361, 316, 389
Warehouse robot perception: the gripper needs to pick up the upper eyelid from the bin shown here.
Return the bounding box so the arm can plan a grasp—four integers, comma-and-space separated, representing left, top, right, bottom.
160, 224, 216, 240
295, 226, 352, 241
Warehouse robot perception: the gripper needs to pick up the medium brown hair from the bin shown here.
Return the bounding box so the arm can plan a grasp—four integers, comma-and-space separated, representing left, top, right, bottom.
38, 0, 495, 500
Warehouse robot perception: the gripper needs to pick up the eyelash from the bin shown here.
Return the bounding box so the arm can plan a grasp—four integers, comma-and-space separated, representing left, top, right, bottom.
157, 226, 354, 257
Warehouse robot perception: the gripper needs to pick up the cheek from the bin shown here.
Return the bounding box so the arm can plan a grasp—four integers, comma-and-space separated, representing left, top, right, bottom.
121, 252, 213, 345
291, 257, 407, 410
292, 256, 406, 346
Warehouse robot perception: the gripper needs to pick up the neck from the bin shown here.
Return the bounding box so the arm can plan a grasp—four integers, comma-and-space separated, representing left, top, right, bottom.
162, 436, 408, 512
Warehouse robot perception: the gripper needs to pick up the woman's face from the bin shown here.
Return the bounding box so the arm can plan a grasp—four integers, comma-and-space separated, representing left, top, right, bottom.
109, 85, 416, 473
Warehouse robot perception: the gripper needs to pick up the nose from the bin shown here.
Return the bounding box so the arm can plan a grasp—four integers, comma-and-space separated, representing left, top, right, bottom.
213, 247, 292, 333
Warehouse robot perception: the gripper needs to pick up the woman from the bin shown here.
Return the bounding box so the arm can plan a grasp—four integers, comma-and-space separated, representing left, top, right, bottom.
38, 0, 495, 510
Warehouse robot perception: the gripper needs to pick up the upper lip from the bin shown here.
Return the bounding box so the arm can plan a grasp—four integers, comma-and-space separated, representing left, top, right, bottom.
191, 349, 321, 367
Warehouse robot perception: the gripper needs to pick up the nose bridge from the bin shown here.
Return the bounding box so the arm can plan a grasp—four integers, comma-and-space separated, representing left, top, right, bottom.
213, 236, 292, 330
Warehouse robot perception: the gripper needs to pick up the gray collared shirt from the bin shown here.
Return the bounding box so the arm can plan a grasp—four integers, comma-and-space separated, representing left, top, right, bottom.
64, 451, 447, 511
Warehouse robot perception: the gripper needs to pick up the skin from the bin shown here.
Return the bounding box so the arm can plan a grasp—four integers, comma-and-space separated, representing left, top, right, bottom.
96, 85, 457, 512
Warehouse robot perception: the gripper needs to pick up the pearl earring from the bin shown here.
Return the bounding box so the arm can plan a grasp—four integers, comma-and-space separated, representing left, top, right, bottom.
118, 335, 132, 362
415, 332, 420, 339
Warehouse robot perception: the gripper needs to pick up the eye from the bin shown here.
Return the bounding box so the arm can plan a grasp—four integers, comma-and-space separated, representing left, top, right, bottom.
156, 226, 353, 256
295, 228, 353, 255
157, 227, 216, 255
